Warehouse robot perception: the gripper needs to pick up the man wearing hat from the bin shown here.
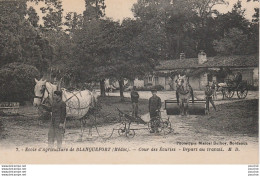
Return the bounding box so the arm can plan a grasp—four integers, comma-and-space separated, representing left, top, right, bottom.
42, 90, 66, 148
149, 88, 162, 133
205, 84, 217, 114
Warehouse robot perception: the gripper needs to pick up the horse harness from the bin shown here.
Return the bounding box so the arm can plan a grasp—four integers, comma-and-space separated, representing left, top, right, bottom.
34, 84, 51, 104
176, 84, 190, 95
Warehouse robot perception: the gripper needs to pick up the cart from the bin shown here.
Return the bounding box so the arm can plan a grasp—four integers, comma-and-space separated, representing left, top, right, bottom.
222, 79, 248, 99
114, 108, 172, 138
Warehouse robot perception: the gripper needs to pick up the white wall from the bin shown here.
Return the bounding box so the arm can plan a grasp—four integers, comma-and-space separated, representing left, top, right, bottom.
133, 78, 144, 87
189, 76, 201, 90
200, 73, 208, 89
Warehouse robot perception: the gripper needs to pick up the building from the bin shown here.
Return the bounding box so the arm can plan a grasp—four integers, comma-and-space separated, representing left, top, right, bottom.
143, 52, 259, 90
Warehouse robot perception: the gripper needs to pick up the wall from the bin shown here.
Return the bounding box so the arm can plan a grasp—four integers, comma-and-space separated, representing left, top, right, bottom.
165, 77, 173, 90
199, 73, 208, 89
158, 77, 165, 88
133, 78, 144, 87
189, 76, 201, 90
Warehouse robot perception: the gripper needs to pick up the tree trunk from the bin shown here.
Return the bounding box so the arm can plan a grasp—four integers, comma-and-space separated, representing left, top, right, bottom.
119, 78, 124, 102
100, 79, 106, 97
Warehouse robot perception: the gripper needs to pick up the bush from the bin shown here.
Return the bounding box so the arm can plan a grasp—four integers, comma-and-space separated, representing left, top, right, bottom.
0, 63, 40, 103
136, 85, 164, 91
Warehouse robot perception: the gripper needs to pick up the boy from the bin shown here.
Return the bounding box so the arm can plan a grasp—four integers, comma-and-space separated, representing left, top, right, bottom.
149, 89, 162, 133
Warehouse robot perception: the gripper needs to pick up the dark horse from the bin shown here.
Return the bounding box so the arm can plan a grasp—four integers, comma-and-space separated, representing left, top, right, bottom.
175, 75, 194, 116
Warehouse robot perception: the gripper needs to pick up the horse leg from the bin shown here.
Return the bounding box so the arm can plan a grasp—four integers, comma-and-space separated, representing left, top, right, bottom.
79, 119, 84, 141
180, 101, 184, 116
37, 107, 42, 126
186, 100, 189, 116
183, 101, 187, 116
88, 126, 92, 137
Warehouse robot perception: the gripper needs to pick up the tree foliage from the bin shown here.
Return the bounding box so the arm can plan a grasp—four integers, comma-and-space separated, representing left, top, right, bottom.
0, 1, 53, 73
0, 63, 40, 102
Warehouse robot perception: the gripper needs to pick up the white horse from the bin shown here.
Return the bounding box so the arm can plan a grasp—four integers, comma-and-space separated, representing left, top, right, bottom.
33, 78, 98, 140
175, 74, 194, 116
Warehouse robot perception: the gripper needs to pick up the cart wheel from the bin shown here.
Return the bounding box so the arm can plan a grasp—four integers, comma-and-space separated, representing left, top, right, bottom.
224, 88, 234, 99
162, 119, 171, 128
237, 84, 248, 99
118, 127, 126, 136
155, 118, 166, 133
161, 119, 172, 135
147, 122, 152, 131
126, 129, 135, 138
162, 126, 173, 135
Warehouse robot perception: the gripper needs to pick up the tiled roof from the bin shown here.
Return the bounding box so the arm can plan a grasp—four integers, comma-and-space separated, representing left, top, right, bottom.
156, 54, 259, 70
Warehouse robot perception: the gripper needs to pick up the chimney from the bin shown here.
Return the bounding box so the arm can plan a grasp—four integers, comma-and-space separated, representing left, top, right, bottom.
180, 52, 185, 60
198, 50, 207, 64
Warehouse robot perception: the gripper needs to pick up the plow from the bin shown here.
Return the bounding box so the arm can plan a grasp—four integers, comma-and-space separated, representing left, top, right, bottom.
75, 108, 173, 140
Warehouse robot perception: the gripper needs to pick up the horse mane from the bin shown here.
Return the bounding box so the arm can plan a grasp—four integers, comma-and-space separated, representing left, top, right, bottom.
176, 75, 194, 103
43, 82, 58, 104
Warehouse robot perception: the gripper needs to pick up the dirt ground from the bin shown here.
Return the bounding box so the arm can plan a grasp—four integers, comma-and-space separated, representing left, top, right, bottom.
0, 96, 258, 150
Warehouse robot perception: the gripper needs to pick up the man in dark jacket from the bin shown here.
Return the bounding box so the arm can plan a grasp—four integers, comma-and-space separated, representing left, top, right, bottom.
131, 86, 139, 118
205, 85, 217, 114
149, 89, 162, 133
42, 91, 66, 148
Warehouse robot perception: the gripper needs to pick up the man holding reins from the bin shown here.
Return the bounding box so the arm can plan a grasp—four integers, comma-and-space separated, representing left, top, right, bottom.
42, 90, 66, 148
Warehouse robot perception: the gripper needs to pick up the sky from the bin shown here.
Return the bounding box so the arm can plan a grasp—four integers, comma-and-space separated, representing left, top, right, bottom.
28, 0, 259, 22
59, 0, 259, 21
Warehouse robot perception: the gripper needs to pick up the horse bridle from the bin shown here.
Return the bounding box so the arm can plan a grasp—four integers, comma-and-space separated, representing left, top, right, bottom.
34, 84, 50, 104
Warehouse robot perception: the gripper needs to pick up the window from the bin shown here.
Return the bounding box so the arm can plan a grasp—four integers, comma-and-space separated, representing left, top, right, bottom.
155, 77, 159, 85
148, 76, 152, 82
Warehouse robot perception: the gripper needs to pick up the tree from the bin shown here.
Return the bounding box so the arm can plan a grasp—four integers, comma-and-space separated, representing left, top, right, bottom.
64, 12, 83, 34
74, 0, 108, 97
112, 18, 158, 101
215, 1, 250, 37
27, 6, 39, 27
131, 0, 228, 58
0, 63, 40, 103
0, 0, 53, 73
132, 0, 174, 59
213, 1, 258, 55
83, 0, 106, 21
39, 0, 63, 31
72, 18, 118, 96
213, 28, 248, 55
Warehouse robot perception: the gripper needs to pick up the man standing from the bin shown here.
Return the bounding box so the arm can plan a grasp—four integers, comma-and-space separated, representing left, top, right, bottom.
205, 85, 217, 114
42, 90, 66, 148
149, 89, 162, 133
131, 86, 139, 118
